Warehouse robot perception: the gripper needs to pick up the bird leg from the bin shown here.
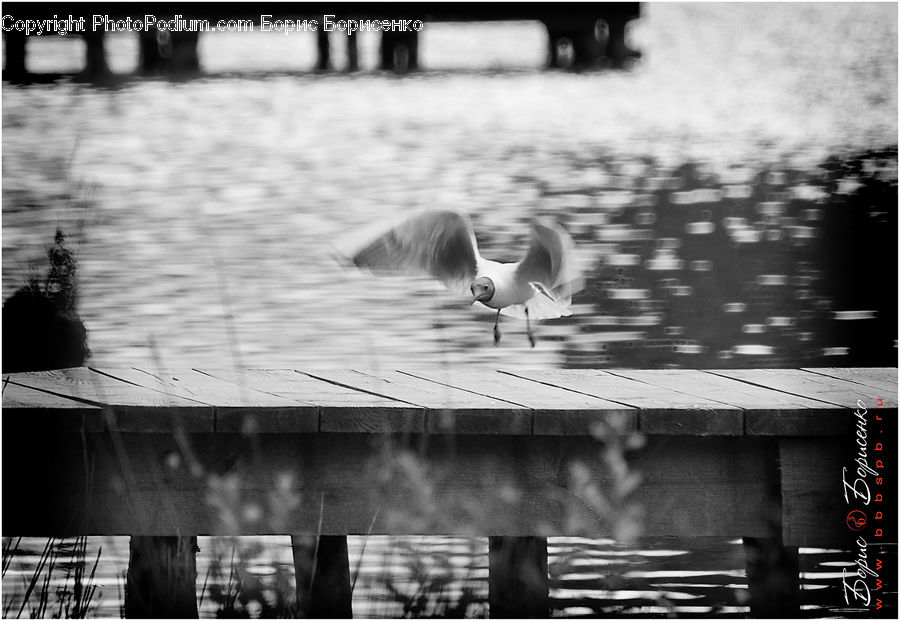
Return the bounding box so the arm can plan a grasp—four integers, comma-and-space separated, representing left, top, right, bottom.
525, 307, 536, 348
493, 309, 501, 346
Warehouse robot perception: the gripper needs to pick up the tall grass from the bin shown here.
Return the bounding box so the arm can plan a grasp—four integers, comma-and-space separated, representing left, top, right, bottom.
1, 537, 102, 619
191, 410, 645, 619
198, 538, 298, 618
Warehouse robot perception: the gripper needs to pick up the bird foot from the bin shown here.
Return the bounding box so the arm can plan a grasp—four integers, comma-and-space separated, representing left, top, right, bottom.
528, 334, 536, 348
493, 326, 501, 346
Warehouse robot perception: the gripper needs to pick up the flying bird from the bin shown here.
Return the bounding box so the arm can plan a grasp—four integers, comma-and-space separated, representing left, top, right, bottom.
346, 209, 581, 347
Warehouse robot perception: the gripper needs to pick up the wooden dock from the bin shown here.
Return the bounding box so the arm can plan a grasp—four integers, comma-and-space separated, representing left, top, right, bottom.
2, 2, 641, 82
3, 366, 896, 617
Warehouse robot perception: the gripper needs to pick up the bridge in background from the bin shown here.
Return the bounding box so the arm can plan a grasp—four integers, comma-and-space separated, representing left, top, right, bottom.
2, 2, 641, 83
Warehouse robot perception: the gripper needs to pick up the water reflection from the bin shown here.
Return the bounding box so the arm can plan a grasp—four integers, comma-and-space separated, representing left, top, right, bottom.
2, 535, 884, 618
2, 73, 895, 371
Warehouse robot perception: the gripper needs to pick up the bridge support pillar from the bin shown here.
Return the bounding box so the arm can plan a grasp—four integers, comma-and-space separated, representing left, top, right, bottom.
605, 15, 641, 68
3, 31, 28, 83
347, 30, 359, 72
139, 28, 200, 76
292, 535, 353, 618
80, 31, 110, 82
316, 30, 330, 71
743, 536, 801, 616
125, 536, 199, 618
740, 438, 801, 617
546, 22, 603, 70
380, 31, 418, 73
488, 536, 549, 618
545, 8, 640, 70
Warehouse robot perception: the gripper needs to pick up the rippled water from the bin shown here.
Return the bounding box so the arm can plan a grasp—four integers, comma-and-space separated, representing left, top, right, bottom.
5, 535, 883, 619
2, 4, 897, 371
2, 4, 897, 618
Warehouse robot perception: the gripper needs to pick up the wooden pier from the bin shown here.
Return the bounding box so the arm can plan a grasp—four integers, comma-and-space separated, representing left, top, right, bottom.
3, 367, 896, 617
2, 2, 641, 82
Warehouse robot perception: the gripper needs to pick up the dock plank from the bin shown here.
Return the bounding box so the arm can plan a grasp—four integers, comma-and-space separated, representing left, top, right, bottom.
2, 380, 103, 432
5, 368, 213, 432
801, 367, 898, 398
198, 369, 423, 433
608, 370, 843, 435
95, 368, 318, 433
308, 370, 531, 434
503, 370, 743, 435
402, 369, 636, 435
712, 369, 898, 409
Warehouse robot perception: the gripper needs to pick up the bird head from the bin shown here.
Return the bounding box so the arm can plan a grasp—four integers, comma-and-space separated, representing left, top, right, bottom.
470, 277, 495, 305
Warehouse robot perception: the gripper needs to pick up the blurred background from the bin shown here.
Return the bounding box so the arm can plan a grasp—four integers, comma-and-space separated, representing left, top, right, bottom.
2, 2, 897, 618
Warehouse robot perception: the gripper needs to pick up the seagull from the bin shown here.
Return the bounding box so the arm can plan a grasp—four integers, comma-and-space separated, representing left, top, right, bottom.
345, 209, 581, 347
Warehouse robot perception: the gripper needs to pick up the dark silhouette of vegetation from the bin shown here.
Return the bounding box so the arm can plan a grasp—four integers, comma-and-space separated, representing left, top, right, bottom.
3, 229, 89, 373
2, 536, 102, 618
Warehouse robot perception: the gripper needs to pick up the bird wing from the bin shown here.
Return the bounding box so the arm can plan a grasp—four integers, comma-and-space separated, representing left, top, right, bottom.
513, 218, 583, 301
349, 209, 480, 294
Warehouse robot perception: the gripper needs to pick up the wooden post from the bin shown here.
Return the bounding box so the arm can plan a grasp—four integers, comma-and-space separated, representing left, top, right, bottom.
316, 30, 330, 71
292, 535, 353, 618
347, 30, 359, 72
545, 24, 602, 70
81, 31, 110, 82
379, 31, 418, 72
125, 536, 199, 618
138, 30, 159, 75
605, 16, 640, 68
488, 536, 549, 618
3, 31, 28, 83
138, 28, 200, 76
545, 28, 565, 69
740, 437, 801, 617
170, 32, 200, 74
742, 536, 801, 617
